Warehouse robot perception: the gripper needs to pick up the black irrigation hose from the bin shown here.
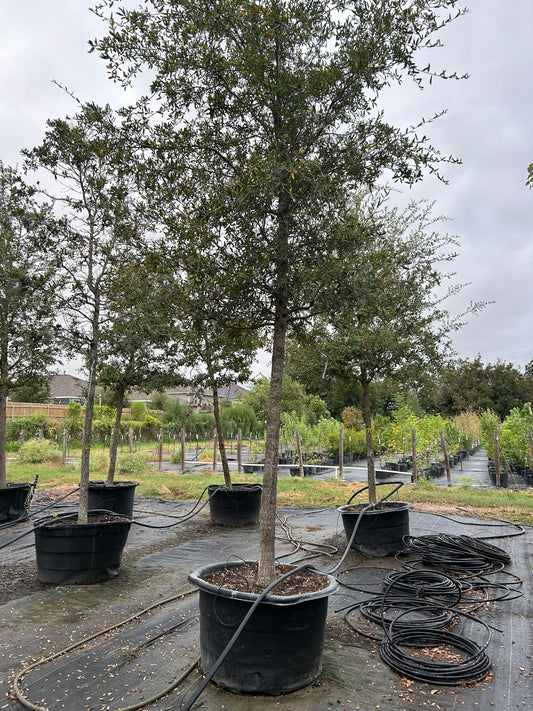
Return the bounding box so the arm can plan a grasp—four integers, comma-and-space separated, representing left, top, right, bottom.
382, 570, 462, 605
379, 624, 492, 685
398, 534, 511, 574
129, 486, 213, 528
378, 571, 493, 685
344, 596, 457, 641
0, 488, 214, 552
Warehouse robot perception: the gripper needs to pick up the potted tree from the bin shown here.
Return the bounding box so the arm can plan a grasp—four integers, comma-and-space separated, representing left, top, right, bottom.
94, 0, 469, 692
170, 270, 263, 527
0, 161, 61, 523
86, 259, 182, 518
24, 103, 140, 583
294, 194, 482, 555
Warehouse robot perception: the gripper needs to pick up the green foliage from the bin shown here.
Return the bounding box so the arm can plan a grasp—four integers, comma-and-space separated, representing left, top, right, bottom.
453, 411, 482, 451
6, 414, 50, 442
244, 375, 309, 423
5, 441, 20, 453
64, 401, 83, 437
499, 403, 533, 466
130, 401, 147, 421
220, 401, 259, 438
426, 357, 533, 420
457, 474, 474, 490
18, 438, 62, 464
184, 411, 217, 438
163, 399, 189, 434
116, 452, 150, 477
479, 409, 501, 459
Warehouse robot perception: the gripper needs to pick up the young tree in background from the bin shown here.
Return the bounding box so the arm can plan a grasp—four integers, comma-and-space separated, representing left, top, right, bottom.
0, 161, 61, 488
293, 193, 480, 503
24, 103, 145, 521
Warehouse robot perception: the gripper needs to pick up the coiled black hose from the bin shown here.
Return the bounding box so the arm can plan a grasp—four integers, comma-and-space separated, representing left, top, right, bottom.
377, 571, 492, 685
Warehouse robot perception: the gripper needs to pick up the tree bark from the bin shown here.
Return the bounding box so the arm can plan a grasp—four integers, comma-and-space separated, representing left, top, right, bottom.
361, 369, 376, 504
0, 382, 8, 488
212, 384, 232, 488
79, 358, 97, 524
258, 302, 288, 585
107, 384, 125, 485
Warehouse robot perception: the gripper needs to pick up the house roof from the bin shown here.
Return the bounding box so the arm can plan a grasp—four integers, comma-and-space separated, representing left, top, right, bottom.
50, 374, 87, 399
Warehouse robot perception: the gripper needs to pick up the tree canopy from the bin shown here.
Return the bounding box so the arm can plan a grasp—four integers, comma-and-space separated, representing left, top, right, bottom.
0, 160, 62, 487
93, 0, 468, 581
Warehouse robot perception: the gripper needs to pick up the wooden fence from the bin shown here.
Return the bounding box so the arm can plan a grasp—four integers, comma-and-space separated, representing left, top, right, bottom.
5, 402, 134, 420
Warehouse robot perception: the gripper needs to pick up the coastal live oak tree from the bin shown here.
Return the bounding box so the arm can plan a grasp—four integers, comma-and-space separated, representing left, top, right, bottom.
0, 161, 62, 488
97, 251, 184, 485
287, 192, 481, 503
93, 0, 467, 584
168, 263, 261, 489
24, 103, 146, 523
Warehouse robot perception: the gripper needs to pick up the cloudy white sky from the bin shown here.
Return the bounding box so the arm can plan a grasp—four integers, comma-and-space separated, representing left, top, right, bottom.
1, 1, 532, 375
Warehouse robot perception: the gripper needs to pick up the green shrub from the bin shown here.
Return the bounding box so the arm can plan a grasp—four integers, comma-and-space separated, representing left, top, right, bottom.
5, 441, 20, 453
6, 414, 50, 442
457, 474, 474, 490
130, 401, 147, 421
116, 453, 150, 477
18, 438, 62, 464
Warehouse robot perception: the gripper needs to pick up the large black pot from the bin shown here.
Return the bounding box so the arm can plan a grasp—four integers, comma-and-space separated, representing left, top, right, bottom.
88, 480, 139, 517
0, 482, 33, 523
338, 500, 412, 557
208, 483, 262, 526
34, 514, 132, 584
188, 560, 337, 694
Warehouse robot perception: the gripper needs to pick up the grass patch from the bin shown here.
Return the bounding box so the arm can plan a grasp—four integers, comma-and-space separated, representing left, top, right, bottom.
5, 461, 532, 525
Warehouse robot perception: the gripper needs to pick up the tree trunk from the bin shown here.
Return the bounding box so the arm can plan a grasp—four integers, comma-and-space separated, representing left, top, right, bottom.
361, 370, 376, 504
212, 383, 232, 489
0, 382, 8, 488
258, 303, 288, 585
107, 385, 125, 485
79, 359, 98, 524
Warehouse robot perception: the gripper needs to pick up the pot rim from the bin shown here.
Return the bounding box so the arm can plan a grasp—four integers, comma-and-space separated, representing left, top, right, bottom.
1, 481, 33, 491
34, 513, 133, 530
337, 501, 412, 514
207, 482, 262, 491
188, 559, 337, 606
88, 480, 139, 488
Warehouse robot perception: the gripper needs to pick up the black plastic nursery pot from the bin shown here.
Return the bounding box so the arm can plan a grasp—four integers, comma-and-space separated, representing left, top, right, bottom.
88, 480, 139, 517
188, 561, 337, 694
207, 483, 262, 527
34, 514, 132, 584
338, 501, 412, 557
0, 482, 33, 523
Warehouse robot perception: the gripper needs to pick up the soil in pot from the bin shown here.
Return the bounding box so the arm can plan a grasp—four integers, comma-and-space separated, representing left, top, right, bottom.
0, 482, 33, 523
34, 513, 132, 585
207, 483, 261, 526
188, 560, 337, 694
88, 480, 139, 517
338, 501, 412, 557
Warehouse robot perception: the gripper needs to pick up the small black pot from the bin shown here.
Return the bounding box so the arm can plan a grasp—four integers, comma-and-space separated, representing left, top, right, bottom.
88, 480, 139, 517
34, 514, 132, 584
338, 501, 412, 557
208, 483, 262, 526
0, 482, 33, 523
188, 560, 337, 694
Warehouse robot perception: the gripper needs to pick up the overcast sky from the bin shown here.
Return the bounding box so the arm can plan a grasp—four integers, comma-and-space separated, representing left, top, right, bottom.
1, 1, 532, 376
